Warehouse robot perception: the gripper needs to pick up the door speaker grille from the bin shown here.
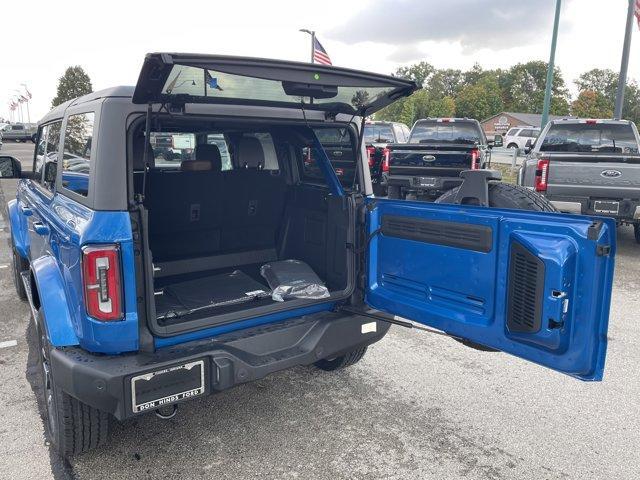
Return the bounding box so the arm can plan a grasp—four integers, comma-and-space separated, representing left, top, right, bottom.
507, 242, 544, 333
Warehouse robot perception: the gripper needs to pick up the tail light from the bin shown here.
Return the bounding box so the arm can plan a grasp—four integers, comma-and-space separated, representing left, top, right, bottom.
366, 146, 376, 167
382, 147, 390, 172
82, 245, 123, 321
534, 158, 550, 192
470, 148, 479, 169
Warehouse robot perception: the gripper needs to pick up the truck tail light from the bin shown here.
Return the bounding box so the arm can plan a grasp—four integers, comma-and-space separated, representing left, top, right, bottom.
382, 147, 390, 172
82, 245, 123, 321
366, 146, 376, 167
470, 148, 480, 169
304, 147, 312, 165
534, 158, 550, 192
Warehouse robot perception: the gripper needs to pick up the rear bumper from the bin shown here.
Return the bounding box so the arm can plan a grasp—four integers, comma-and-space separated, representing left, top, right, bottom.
49, 311, 390, 420
547, 195, 640, 222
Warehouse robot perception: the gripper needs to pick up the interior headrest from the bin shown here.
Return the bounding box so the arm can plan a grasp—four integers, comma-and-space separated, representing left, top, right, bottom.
132, 135, 154, 170
195, 144, 222, 172
237, 136, 265, 169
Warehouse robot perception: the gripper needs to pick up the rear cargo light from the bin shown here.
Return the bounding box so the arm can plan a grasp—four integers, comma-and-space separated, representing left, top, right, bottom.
82, 245, 123, 321
382, 147, 390, 172
470, 148, 480, 169
439, 118, 452, 123
366, 146, 376, 167
585, 119, 597, 125
534, 158, 550, 192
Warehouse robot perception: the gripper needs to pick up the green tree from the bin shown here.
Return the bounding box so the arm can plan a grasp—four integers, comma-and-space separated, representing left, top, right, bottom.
51, 66, 93, 107
393, 61, 435, 88
571, 90, 613, 118
455, 78, 503, 121
426, 69, 464, 97
429, 96, 456, 117
502, 61, 570, 115
575, 68, 640, 124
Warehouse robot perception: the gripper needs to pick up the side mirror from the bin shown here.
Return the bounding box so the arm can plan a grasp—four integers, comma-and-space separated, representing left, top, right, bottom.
0, 156, 22, 178
493, 135, 503, 147
44, 160, 57, 185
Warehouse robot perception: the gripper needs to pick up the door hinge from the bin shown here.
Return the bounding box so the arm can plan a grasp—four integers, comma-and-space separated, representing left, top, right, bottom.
596, 244, 611, 256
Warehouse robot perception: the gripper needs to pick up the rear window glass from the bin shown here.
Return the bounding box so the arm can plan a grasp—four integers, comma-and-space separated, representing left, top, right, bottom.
62, 112, 94, 196
409, 122, 482, 144
539, 123, 639, 154
364, 124, 395, 143
302, 127, 356, 188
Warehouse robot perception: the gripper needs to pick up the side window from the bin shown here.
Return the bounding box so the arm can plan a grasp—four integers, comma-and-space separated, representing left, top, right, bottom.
242, 133, 279, 170
506, 128, 519, 136
62, 112, 94, 196
401, 125, 411, 142
42, 121, 62, 192
33, 125, 49, 183
393, 125, 406, 143
206, 134, 232, 171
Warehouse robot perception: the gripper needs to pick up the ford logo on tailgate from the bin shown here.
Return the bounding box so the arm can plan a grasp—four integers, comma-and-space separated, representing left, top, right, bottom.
422, 155, 436, 162
600, 170, 622, 178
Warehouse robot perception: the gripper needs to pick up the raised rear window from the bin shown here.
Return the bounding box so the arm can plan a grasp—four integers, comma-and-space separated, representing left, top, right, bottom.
540, 123, 639, 154
364, 124, 395, 143
409, 121, 482, 144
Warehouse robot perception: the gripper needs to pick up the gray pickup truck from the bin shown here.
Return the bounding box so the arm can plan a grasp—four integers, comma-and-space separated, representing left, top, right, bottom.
519, 118, 640, 242
1, 123, 37, 142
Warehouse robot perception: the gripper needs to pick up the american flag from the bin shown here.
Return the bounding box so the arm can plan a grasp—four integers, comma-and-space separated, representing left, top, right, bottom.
313, 37, 332, 65
636, 0, 640, 29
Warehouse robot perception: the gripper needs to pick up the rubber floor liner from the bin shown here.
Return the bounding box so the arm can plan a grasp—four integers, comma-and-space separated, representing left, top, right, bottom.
155, 270, 271, 320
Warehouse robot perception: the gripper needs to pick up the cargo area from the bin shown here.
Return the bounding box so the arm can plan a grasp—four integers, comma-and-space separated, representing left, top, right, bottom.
130, 118, 357, 334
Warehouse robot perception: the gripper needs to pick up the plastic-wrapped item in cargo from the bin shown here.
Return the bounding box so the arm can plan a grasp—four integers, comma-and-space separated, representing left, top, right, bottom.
260, 259, 330, 302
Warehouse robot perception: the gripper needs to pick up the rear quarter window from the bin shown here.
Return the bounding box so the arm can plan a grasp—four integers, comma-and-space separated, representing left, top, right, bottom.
301, 127, 356, 187
61, 113, 94, 197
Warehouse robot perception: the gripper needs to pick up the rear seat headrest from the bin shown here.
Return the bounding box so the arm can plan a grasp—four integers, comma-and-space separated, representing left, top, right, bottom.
132, 135, 154, 170
237, 136, 265, 169
181, 144, 222, 172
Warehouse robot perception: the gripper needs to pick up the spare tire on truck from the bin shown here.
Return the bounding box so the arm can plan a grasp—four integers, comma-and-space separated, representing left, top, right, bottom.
436, 182, 556, 352
436, 182, 557, 213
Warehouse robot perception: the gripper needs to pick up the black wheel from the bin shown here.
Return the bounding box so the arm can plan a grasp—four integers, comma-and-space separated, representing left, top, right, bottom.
387, 185, 402, 200
36, 311, 109, 457
634, 224, 640, 244
31, 134, 37, 143
314, 346, 368, 371
12, 247, 28, 301
507, 143, 519, 149
436, 182, 557, 212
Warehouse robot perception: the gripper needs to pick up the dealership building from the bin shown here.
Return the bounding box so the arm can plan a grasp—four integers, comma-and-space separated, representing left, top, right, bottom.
480, 112, 567, 137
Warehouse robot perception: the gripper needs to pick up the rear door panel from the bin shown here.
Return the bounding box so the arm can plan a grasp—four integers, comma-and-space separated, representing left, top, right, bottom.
365, 199, 615, 381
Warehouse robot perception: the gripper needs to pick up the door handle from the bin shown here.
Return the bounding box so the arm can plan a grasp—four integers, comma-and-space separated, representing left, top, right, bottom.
20, 205, 33, 216
32, 222, 49, 235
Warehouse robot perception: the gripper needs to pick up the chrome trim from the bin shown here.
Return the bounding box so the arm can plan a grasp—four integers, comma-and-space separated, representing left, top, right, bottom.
550, 201, 582, 214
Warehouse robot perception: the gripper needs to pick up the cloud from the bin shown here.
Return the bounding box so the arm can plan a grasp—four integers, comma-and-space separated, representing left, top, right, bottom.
328, 0, 573, 53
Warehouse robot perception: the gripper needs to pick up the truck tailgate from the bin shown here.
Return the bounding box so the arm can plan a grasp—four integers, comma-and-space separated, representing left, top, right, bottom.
547, 155, 640, 198
389, 143, 474, 177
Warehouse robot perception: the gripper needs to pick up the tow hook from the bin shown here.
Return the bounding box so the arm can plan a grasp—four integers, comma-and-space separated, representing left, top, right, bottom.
155, 404, 178, 420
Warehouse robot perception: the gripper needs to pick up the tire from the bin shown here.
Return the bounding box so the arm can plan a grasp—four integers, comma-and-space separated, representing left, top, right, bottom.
314, 346, 368, 371
634, 224, 640, 244
36, 311, 109, 457
387, 185, 402, 200
12, 247, 28, 301
436, 182, 557, 212
32, 134, 37, 143
507, 143, 519, 149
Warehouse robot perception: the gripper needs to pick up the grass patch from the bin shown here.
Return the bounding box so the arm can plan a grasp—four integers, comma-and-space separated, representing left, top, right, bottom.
490, 163, 518, 185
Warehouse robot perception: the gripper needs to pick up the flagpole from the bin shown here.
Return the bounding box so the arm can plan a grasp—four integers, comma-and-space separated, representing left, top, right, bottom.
614, 0, 635, 119
299, 29, 316, 64
541, 0, 562, 129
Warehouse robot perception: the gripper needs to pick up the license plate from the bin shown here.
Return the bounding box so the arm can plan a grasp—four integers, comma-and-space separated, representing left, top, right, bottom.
131, 360, 205, 413
415, 177, 436, 187
593, 200, 619, 214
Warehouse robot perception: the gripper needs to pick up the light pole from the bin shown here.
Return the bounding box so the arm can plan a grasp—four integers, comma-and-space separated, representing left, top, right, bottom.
541, 0, 562, 129
614, 0, 635, 119
299, 28, 316, 63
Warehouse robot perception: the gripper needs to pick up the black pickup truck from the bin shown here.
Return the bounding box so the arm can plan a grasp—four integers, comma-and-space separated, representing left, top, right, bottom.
385, 118, 500, 199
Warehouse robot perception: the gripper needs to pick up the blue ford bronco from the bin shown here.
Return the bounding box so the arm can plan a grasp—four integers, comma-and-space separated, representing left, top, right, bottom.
1, 53, 616, 457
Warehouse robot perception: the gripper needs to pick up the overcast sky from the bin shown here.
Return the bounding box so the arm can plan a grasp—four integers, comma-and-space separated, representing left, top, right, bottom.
2, 0, 639, 121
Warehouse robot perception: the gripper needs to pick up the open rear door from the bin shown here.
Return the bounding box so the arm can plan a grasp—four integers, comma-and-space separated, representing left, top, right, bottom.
365, 198, 616, 381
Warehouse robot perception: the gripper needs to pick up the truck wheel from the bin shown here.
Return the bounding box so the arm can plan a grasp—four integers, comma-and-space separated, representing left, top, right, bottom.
12, 247, 28, 301
32, 134, 37, 143
634, 224, 640, 244
36, 311, 109, 457
387, 185, 402, 199
507, 143, 519, 149
314, 346, 368, 371
436, 183, 557, 212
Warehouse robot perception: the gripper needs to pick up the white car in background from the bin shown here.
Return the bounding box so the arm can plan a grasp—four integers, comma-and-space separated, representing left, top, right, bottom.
504, 126, 540, 150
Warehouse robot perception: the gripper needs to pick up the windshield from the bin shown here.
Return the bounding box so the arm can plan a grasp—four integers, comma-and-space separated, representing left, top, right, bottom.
364, 124, 395, 143
539, 123, 639, 154
409, 122, 482, 144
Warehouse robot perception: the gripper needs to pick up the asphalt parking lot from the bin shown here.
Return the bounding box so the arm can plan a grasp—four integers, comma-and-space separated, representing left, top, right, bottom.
0, 142, 638, 480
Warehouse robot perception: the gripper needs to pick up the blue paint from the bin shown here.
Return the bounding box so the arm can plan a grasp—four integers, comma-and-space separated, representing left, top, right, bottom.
365, 197, 615, 381
7, 199, 29, 258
